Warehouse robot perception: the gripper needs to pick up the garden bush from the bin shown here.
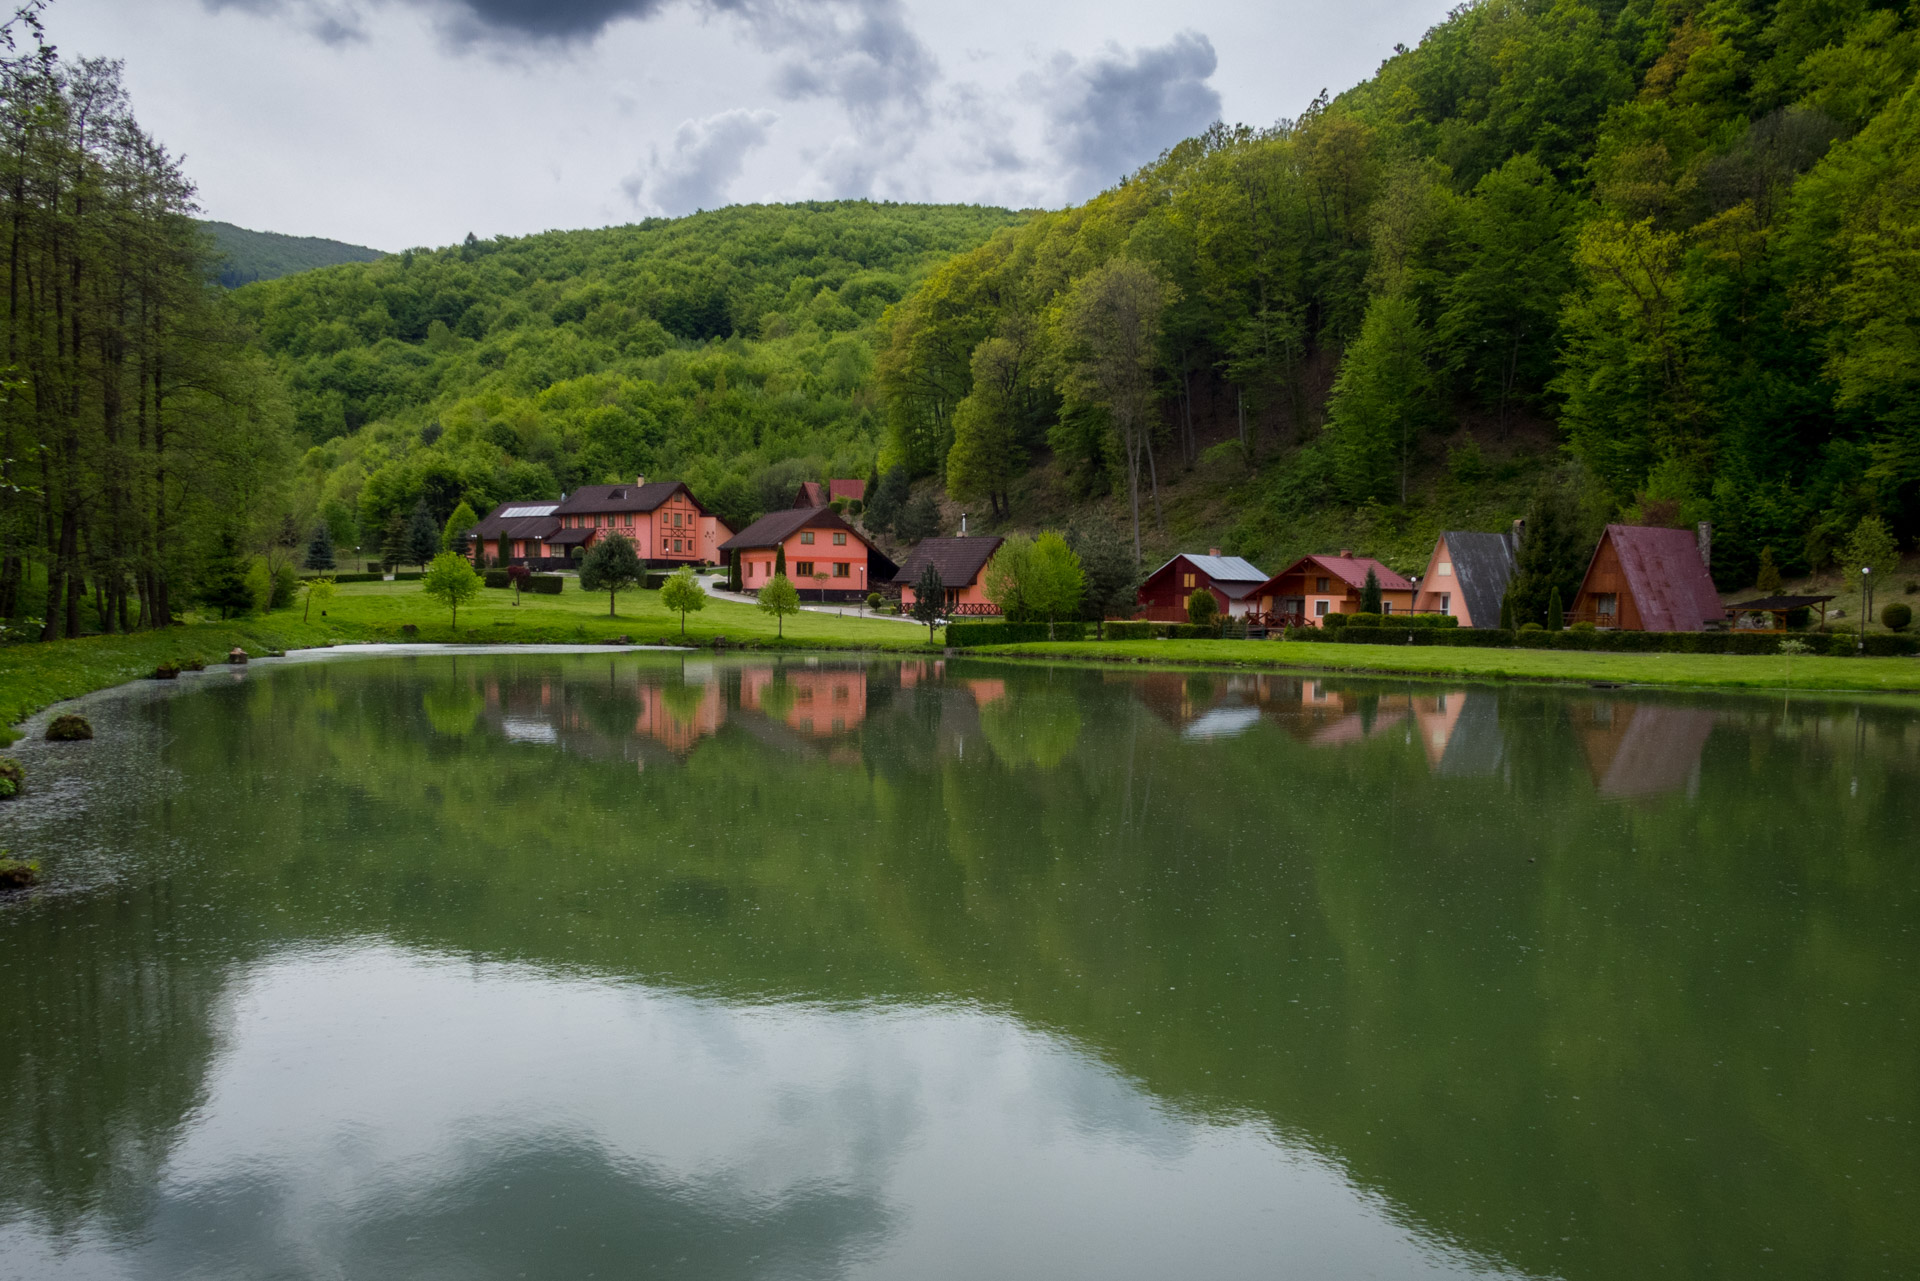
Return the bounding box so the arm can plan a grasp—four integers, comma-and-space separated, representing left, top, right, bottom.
1881, 602, 1912, 632
1101, 621, 1160, 640
483, 569, 511, 589
946, 621, 1089, 646
1320, 613, 1349, 631
527, 575, 564, 595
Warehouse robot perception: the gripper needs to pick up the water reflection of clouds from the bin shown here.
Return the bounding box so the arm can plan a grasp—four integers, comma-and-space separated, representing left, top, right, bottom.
5, 944, 1514, 1280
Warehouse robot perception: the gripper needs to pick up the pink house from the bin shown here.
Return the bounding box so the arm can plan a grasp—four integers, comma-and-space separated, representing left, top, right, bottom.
720, 506, 898, 602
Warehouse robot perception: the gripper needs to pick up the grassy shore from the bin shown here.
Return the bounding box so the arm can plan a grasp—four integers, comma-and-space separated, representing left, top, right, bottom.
970, 637, 1920, 693
0, 580, 938, 740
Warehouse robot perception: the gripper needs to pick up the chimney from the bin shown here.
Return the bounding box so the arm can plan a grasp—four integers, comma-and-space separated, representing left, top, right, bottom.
1697, 521, 1712, 570
1338, 548, 1353, 559
635, 476, 646, 487
960, 512, 968, 535
1208, 546, 1221, 557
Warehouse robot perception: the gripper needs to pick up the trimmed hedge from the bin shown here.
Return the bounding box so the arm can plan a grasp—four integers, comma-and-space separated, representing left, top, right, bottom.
323, 572, 384, 584
526, 574, 564, 595
484, 569, 511, 589
1102, 621, 1159, 640
1346, 612, 1457, 628
1332, 626, 1920, 656
947, 621, 1089, 646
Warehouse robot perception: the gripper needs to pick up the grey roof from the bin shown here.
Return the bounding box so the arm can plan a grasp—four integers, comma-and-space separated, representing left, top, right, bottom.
466, 501, 560, 542
1159, 553, 1266, 583
1440, 531, 1519, 627
1437, 691, 1505, 778
719, 505, 856, 551
555, 481, 692, 516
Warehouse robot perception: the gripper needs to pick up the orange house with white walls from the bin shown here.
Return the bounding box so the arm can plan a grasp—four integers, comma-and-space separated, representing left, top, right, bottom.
720, 506, 897, 603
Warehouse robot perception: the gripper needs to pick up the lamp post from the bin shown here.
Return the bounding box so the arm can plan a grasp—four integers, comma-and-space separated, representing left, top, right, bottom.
1861, 566, 1871, 650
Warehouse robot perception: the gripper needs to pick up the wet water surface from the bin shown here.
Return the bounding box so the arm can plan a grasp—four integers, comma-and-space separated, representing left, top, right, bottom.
1, 652, 1915, 1279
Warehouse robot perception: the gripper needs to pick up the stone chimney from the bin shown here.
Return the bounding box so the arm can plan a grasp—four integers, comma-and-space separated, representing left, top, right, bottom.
1697, 521, 1712, 569
1511, 518, 1525, 548
1208, 546, 1222, 557
635, 476, 646, 486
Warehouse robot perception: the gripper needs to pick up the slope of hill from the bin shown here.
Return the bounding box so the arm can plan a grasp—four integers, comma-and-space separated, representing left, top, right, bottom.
240, 201, 1027, 549
201, 220, 385, 288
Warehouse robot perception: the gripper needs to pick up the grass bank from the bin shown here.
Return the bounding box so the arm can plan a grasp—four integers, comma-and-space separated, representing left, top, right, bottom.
0, 581, 939, 739
970, 638, 1920, 693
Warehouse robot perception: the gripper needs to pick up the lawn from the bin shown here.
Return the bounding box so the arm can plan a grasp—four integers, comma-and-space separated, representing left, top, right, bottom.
969, 637, 1920, 693
0, 580, 939, 740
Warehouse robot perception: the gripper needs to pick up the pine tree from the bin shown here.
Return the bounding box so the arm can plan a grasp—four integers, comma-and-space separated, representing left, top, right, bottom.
775, 544, 787, 577
1548, 586, 1564, 630
381, 514, 410, 571
200, 529, 256, 620
1360, 568, 1383, 614
305, 523, 336, 571
1755, 546, 1783, 595
910, 562, 945, 642
406, 501, 439, 569
442, 501, 478, 553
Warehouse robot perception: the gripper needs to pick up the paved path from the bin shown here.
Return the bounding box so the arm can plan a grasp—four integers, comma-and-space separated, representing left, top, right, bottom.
696, 575, 922, 624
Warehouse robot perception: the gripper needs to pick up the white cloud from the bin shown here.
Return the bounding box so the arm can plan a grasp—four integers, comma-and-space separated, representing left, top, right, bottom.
628, 107, 780, 215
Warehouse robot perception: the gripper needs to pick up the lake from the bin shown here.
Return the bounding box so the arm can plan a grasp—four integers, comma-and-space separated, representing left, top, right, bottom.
1, 650, 1915, 1279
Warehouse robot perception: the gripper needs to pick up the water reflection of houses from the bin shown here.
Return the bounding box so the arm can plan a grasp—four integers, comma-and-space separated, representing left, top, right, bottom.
740, 666, 869, 738
1572, 702, 1718, 799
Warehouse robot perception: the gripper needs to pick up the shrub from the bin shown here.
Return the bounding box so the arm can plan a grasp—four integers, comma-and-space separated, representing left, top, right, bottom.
0, 757, 21, 799
1570, 621, 1597, 633
1881, 601, 1912, 632
152, 664, 180, 679
484, 569, 511, 589
1519, 622, 1544, 633
1348, 612, 1385, 628
1320, 612, 1349, 630
1828, 634, 1859, 657
866, 592, 883, 611
947, 621, 1089, 646
527, 575, 564, 594
45, 714, 92, 741
1186, 588, 1218, 626
1863, 633, 1920, 657
0, 855, 37, 888
1102, 621, 1159, 640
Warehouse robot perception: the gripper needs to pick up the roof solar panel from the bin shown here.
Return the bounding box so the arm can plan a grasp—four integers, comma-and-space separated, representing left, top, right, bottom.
499, 504, 557, 518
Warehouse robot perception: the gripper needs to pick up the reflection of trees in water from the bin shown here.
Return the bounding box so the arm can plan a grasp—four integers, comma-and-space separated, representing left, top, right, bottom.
4, 656, 1918, 1278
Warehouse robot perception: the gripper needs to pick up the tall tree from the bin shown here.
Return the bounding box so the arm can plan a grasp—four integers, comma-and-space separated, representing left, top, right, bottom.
578, 531, 643, 617
1055, 259, 1176, 563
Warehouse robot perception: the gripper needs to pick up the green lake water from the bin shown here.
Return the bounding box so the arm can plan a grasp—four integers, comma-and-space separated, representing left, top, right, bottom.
0, 649, 1914, 1279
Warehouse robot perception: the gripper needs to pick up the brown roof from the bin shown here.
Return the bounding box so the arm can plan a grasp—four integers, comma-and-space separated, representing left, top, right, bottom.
891, 536, 1004, 589
830, 478, 865, 502
1727, 595, 1834, 611
793, 481, 827, 508
1260, 553, 1415, 595
1588, 525, 1724, 631
719, 505, 863, 551
555, 481, 694, 516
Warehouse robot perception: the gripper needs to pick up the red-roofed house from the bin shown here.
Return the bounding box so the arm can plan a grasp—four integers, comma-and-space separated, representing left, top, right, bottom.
1569, 524, 1723, 631
1136, 551, 1270, 621
792, 479, 867, 508
1250, 551, 1416, 627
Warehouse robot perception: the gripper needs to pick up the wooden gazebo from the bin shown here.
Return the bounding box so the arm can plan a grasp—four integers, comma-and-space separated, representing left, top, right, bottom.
1725, 594, 1834, 632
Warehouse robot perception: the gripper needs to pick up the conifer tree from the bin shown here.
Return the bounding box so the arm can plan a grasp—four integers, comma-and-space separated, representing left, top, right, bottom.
910, 562, 945, 642
442, 501, 478, 553
200, 529, 255, 620
1548, 586, 1564, 630
1360, 568, 1383, 614
406, 501, 439, 569
381, 515, 410, 571
305, 523, 336, 571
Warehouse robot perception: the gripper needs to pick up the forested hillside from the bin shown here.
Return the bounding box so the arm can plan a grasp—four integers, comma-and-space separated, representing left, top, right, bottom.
201, 220, 384, 288
237, 203, 1024, 551
874, 0, 1920, 587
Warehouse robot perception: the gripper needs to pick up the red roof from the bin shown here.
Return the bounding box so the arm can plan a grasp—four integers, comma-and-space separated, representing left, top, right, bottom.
1260, 553, 1414, 595
829, 478, 865, 502
1589, 525, 1723, 631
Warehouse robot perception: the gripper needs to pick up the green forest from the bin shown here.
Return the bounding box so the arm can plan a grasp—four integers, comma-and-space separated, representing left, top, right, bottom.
4, 0, 1919, 638
200, 220, 385, 289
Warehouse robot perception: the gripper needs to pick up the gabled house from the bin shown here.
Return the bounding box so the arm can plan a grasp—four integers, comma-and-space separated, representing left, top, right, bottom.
467, 501, 563, 569
1136, 550, 1269, 621
1569, 524, 1722, 631
792, 479, 866, 508
894, 535, 1005, 616
1413, 526, 1520, 627
721, 506, 898, 602
552, 479, 731, 568
1250, 551, 1415, 626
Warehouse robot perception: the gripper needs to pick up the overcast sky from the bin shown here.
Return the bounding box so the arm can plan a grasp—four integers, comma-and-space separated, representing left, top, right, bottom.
48, 0, 1457, 251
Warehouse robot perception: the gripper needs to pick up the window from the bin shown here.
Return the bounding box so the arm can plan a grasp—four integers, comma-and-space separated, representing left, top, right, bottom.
1182, 572, 1195, 588
1438, 593, 1451, 613
1438, 561, 1452, 576
832, 532, 847, 545
1315, 576, 1330, 593
1597, 593, 1618, 617
1382, 601, 1393, 615
624, 512, 633, 526
800, 531, 815, 545
795, 561, 815, 577
833, 562, 850, 577
1315, 600, 1329, 617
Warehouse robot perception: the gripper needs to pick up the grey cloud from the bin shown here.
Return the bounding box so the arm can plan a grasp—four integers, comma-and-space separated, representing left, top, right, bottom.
1040, 31, 1222, 200
723, 0, 936, 132
626, 107, 779, 215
